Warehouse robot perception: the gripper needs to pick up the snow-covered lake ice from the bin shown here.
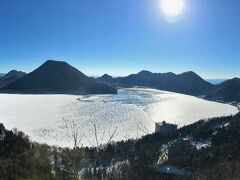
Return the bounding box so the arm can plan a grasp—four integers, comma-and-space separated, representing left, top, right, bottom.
0, 88, 238, 147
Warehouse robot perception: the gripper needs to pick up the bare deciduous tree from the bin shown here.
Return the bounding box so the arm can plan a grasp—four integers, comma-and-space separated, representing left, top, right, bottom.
136, 119, 150, 135
58, 119, 85, 180
56, 117, 119, 179
89, 119, 118, 151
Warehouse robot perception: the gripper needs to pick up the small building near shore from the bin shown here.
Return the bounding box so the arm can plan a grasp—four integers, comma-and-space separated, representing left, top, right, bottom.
155, 121, 177, 136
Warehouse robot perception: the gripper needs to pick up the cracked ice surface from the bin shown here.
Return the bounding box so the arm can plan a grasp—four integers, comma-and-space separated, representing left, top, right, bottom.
0, 88, 238, 147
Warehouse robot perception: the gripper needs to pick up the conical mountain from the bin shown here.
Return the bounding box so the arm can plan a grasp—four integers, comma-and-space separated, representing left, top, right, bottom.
1, 60, 117, 94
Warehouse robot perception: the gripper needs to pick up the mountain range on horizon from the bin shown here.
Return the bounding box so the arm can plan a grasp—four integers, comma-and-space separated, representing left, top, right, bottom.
0, 60, 117, 95
96, 71, 240, 102
97, 70, 214, 95
0, 60, 239, 102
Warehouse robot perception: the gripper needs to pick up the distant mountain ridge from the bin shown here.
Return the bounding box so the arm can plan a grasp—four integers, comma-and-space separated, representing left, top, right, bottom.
1, 60, 117, 95
97, 70, 215, 96
0, 70, 26, 88
96, 71, 240, 102
3, 70, 26, 80
206, 78, 240, 102
1, 62, 239, 101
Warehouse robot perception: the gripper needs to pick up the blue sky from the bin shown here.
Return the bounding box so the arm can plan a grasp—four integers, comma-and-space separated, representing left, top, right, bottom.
0, 0, 239, 78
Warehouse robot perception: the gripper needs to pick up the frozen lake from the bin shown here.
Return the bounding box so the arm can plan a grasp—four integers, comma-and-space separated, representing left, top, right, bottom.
0, 88, 238, 147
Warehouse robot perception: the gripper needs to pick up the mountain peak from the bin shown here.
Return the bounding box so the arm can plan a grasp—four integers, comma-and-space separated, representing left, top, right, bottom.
179, 71, 204, 80
101, 74, 112, 79
45, 59, 65, 63
43, 60, 69, 66
180, 71, 198, 76
4, 70, 26, 79
137, 70, 152, 76
7, 70, 18, 74
232, 77, 240, 81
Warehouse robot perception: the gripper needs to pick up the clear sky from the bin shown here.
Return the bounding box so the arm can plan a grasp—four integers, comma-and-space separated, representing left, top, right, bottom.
0, 0, 239, 78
